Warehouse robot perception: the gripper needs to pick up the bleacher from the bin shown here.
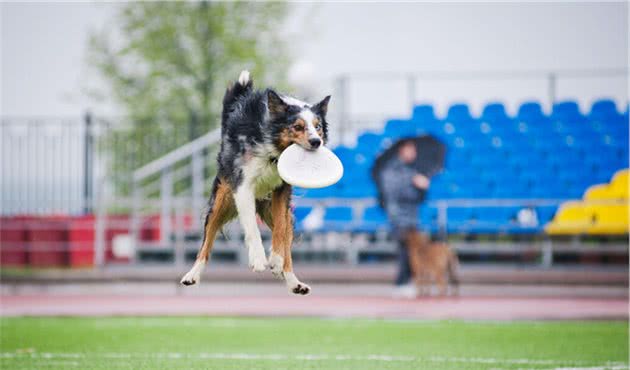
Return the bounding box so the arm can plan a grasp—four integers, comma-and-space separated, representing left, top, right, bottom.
294, 99, 629, 235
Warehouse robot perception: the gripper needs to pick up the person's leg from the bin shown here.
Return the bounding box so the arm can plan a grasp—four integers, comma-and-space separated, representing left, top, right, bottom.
395, 229, 412, 286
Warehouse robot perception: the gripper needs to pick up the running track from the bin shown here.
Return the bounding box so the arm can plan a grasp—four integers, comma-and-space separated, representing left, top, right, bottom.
1, 285, 627, 320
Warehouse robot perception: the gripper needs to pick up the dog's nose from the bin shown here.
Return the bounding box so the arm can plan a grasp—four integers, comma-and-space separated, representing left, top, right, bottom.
309, 138, 321, 149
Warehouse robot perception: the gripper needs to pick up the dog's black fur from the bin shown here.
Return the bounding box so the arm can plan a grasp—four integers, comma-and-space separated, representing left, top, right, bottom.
216, 78, 330, 190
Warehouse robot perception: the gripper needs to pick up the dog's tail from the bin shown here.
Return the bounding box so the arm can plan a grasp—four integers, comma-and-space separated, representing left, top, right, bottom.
221, 70, 253, 129
447, 249, 460, 293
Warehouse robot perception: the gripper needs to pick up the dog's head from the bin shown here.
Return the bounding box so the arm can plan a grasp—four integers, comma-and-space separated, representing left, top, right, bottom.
266, 90, 331, 152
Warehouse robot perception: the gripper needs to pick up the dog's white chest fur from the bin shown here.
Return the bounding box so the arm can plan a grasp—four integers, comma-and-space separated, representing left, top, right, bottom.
242, 156, 283, 198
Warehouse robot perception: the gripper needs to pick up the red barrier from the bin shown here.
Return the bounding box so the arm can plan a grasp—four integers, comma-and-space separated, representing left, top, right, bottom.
1, 212, 198, 267
27, 217, 68, 267
67, 215, 95, 267
0, 217, 29, 266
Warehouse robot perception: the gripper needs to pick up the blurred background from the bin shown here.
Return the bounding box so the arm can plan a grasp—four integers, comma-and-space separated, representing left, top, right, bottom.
0, 2, 628, 317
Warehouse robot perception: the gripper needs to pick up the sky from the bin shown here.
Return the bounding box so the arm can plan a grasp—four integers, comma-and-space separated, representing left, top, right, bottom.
1, 2, 627, 121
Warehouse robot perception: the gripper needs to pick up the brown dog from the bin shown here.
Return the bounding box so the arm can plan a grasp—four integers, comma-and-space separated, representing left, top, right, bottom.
406, 231, 460, 297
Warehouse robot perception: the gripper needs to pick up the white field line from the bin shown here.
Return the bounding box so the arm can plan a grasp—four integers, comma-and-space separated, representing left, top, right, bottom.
1, 351, 628, 368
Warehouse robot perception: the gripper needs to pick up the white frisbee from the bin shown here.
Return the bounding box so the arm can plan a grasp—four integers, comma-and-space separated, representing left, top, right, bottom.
277, 144, 344, 188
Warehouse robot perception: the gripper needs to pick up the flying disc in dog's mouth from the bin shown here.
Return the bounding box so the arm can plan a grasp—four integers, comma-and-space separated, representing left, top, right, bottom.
277, 144, 344, 188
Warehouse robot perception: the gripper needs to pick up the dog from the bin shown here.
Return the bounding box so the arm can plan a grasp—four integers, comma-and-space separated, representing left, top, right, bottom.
406, 231, 459, 296
180, 71, 331, 295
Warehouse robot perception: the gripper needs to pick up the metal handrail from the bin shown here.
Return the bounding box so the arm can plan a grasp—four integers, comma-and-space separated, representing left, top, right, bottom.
132, 128, 221, 183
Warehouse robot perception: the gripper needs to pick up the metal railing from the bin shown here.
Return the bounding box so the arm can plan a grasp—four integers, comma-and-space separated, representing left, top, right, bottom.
130, 128, 222, 249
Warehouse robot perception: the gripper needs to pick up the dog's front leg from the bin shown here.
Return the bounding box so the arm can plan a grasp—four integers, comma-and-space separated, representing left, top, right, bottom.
234, 184, 267, 272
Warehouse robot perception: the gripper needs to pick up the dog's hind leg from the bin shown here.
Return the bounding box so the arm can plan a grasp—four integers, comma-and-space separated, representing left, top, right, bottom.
268, 184, 309, 295
181, 178, 236, 286
234, 184, 267, 272
255, 199, 281, 278
435, 271, 448, 297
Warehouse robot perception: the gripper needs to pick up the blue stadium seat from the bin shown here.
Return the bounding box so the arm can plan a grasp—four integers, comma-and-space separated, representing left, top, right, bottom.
552, 101, 584, 123
481, 103, 510, 124
446, 104, 474, 124
323, 206, 354, 232
589, 99, 619, 121
293, 206, 313, 222
383, 119, 417, 138
357, 206, 391, 232
517, 102, 545, 123
412, 105, 438, 123
293, 206, 313, 232
536, 206, 557, 224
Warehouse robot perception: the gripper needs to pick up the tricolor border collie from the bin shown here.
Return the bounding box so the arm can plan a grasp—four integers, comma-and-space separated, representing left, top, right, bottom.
180, 71, 331, 295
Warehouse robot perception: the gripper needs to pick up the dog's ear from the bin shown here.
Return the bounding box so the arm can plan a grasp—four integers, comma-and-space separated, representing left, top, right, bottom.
267, 90, 288, 117
312, 95, 331, 117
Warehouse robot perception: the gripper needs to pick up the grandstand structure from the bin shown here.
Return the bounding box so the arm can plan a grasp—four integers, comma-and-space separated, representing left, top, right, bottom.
297, 99, 629, 235
80, 100, 630, 267
1, 88, 628, 268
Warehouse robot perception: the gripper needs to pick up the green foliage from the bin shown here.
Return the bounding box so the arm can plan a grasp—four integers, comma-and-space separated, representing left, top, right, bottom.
88, 2, 291, 194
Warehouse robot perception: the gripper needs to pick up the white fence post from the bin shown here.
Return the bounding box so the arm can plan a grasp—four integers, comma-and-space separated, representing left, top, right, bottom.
94, 196, 106, 268
160, 168, 173, 246
191, 150, 204, 228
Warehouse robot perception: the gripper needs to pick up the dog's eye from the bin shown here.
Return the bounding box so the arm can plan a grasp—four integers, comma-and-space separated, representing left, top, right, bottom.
293, 124, 304, 132
314, 123, 322, 130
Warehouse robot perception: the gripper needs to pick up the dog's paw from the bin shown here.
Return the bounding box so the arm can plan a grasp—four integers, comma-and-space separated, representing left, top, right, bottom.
284, 272, 311, 295
291, 282, 311, 295
180, 261, 204, 286
248, 248, 267, 273
267, 252, 284, 278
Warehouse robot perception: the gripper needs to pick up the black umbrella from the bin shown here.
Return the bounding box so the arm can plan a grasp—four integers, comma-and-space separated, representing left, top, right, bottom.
371, 134, 446, 207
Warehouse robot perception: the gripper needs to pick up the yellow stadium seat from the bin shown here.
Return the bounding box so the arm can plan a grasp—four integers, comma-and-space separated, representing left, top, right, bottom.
545, 202, 593, 235
609, 169, 629, 200
611, 169, 628, 188
584, 184, 613, 201
587, 204, 629, 235
546, 169, 629, 235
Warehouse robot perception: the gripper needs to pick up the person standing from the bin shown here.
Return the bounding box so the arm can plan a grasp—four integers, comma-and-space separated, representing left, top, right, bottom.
378, 140, 430, 298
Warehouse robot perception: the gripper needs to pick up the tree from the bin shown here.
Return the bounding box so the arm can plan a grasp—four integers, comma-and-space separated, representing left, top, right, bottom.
88, 2, 291, 194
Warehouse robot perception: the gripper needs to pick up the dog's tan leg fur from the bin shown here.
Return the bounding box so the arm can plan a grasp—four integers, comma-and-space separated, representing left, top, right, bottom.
181, 179, 235, 286
265, 185, 310, 295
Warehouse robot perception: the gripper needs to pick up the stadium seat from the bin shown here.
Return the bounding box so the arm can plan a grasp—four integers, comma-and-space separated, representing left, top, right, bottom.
305, 99, 628, 236
384, 119, 417, 138
323, 206, 354, 232
446, 104, 474, 124
589, 99, 619, 122
411, 105, 437, 123
517, 102, 545, 123
358, 206, 391, 232
546, 169, 629, 235
551, 101, 584, 123
481, 103, 510, 124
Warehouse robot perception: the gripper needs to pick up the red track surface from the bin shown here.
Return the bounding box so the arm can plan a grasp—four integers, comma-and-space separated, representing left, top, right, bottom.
1, 295, 627, 320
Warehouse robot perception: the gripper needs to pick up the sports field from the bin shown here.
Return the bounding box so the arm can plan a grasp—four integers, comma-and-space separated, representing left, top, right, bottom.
0, 317, 627, 370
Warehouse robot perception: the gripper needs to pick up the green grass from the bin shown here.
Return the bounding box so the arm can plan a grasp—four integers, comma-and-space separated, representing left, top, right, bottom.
0, 317, 627, 370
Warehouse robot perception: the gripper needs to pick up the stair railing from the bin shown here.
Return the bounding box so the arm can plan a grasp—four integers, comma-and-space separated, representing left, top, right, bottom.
129, 128, 221, 262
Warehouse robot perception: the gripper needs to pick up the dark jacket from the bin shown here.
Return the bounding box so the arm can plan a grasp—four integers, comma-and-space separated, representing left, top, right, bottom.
379, 158, 425, 232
